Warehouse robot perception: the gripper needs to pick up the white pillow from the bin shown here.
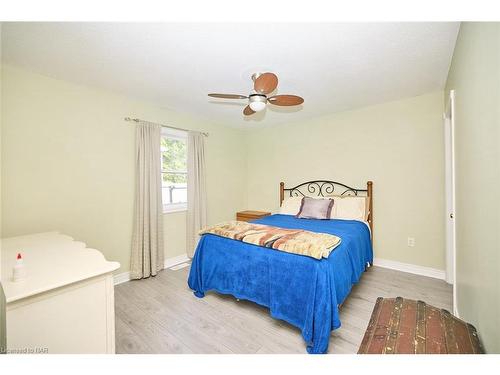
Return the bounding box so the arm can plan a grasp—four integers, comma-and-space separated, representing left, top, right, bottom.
279, 196, 304, 215
331, 196, 367, 222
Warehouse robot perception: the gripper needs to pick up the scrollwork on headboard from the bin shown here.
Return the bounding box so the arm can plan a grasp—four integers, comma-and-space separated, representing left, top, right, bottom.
283, 180, 365, 199
279, 180, 374, 241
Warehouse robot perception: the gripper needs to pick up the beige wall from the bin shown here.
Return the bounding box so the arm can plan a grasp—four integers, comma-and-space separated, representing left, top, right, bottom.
246, 92, 446, 270
0, 23, 7, 354
445, 22, 500, 353
1, 65, 247, 273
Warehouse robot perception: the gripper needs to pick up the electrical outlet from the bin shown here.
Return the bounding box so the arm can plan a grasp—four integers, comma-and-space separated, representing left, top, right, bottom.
407, 237, 415, 247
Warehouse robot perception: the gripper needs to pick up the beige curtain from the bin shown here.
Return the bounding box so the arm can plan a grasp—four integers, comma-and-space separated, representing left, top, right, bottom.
186, 131, 207, 258
130, 122, 164, 279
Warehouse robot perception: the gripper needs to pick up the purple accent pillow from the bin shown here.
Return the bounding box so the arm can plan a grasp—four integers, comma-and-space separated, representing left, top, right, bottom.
296, 197, 334, 220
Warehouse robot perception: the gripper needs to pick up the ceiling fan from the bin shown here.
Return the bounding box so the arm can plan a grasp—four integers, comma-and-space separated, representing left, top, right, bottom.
208, 72, 304, 116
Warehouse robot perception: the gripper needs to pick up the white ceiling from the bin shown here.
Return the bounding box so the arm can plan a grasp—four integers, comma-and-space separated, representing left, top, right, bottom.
2, 22, 459, 127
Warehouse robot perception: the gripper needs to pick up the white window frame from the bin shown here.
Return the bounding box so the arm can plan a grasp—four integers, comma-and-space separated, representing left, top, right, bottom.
161, 127, 188, 213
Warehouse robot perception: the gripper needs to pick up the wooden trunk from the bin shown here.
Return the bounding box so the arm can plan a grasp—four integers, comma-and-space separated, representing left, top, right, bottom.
358, 297, 484, 354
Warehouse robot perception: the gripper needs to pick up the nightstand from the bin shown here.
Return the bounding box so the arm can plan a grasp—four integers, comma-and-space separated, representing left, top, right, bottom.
236, 210, 271, 222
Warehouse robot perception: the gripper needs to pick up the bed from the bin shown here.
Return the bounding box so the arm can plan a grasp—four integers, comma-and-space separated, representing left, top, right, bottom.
188, 180, 374, 354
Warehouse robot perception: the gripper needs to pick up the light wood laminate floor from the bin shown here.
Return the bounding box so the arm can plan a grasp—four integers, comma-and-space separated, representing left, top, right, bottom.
115, 265, 452, 354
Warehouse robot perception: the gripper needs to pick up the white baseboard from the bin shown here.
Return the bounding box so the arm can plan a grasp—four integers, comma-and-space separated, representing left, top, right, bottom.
373, 258, 446, 280
164, 253, 190, 269
113, 253, 190, 285
113, 271, 131, 286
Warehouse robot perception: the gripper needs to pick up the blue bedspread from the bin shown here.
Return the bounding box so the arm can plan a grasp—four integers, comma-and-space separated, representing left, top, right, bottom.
188, 214, 373, 354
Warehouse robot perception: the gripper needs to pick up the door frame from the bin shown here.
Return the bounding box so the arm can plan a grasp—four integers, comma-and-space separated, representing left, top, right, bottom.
444, 89, 457, 316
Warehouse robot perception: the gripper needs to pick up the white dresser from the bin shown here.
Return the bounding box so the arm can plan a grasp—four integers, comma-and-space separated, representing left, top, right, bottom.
0, 232, 120, 354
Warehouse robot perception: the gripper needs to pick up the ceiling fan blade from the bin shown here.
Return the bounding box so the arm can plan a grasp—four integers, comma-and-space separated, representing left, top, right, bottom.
208, 93, 248, 99
243, 105, 255, 116
268, 95, 304, 106
254, 73, 278, 95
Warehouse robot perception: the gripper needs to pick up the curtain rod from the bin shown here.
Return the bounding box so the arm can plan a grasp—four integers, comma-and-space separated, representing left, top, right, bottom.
124, 117, 208, 137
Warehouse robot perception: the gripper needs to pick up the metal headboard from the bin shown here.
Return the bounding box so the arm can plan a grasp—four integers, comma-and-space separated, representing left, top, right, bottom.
279, 180, 373, 240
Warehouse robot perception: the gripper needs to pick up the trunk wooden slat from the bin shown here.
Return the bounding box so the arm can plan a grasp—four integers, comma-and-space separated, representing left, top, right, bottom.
358, 297, 484, 354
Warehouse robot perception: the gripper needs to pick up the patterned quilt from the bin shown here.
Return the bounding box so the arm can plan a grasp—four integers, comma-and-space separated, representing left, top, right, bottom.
199, 220, 341, 259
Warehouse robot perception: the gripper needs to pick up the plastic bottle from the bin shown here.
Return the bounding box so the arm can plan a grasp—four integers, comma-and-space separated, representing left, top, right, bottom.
12, 253, 27, 282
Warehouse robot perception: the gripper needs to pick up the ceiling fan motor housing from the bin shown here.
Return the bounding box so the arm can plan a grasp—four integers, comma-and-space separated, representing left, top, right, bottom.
248, 94, 267, 112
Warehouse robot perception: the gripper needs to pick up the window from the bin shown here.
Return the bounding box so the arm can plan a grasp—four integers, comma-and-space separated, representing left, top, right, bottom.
161, 128, 187, 212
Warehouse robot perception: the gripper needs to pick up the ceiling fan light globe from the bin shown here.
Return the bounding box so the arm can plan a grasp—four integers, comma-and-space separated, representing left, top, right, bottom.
249, 101, 266, 112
